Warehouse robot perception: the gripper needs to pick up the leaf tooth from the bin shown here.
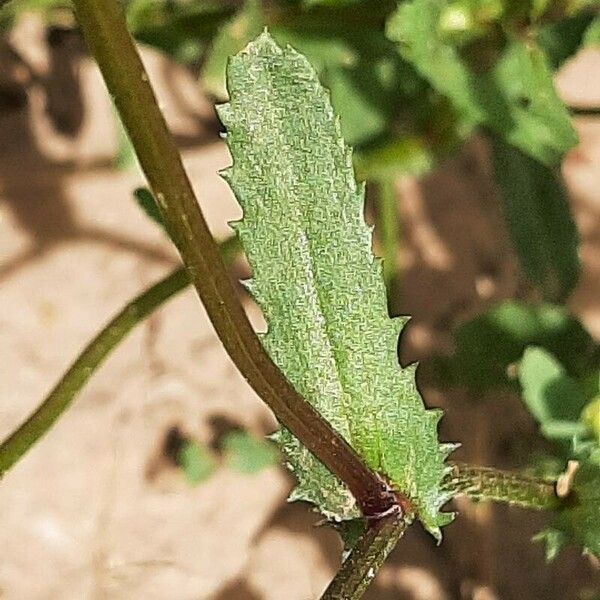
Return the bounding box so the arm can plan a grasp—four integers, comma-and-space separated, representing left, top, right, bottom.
428, 525, 443, 544
436, 509, 456, 528
391, 314, 411, 332
250, 28, 283, 57
288, 487, 305, 503
373, 255, 384, 278
227, 218, 242, 231
428, 408, 444, 426
402, 361, 418, 379
219, 166, 234, 183
215, 102, 233, 127
240, 277, 255, 294
440, 442, 460, 459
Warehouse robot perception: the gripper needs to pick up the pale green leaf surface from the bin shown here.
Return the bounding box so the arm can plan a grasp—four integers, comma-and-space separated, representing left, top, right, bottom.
218, 32, 453, 536
518, 347, 588, 440
387, 0, 578, 165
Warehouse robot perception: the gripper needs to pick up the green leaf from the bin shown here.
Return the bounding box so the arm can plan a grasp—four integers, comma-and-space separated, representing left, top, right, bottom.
518, 347, 589, 440
219, 32, 454, 537
303, 0, 362, 6
201, 1, 429, 150
582, 396, 600, 443
221, 431, 279, 474
536, 450, 600, 560
491, 137, 580, 302
354, 136, 435, 181
537, 12, 596, 69
434, 301, 597, 391
583, 16, 600, 46
178, 440, 216, 485
387, 0, 578, 165
128, 1, 232, 64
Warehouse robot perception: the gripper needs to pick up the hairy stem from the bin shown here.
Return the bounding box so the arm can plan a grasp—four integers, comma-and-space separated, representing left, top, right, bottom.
446, 462, 560, 510
321, 511, 406, 600
69, 0, 390, 516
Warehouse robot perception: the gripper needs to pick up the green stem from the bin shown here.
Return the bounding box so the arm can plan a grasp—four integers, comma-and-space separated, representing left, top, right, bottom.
69, 0, 390, 517
377, 180, 400, 296
0, 266, 188, 476
446, 462, 560, 510
0, 237, 243, 477
320, 511, 406, 600
569, 105, 600, 117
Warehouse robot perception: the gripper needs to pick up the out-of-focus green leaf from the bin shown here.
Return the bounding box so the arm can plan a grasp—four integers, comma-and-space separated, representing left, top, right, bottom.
220, 32, 455, 537
128, 0, 233, 64
221, 431, 279, 474
583, 16, 600, 46
178, 440, 216, 485
518, 347, 589, 441
303, 0, 362, 6
200, 0, 264, 98
537, 12, 596, 69
0, 0, 72, 30
201, 0, 430, 150
491, 137, 580, 302
387, 0, 578, 165
354, 136, 434, 181
434, 301, 597, 391
536, 449, 600, 560
582, 395, 600, 443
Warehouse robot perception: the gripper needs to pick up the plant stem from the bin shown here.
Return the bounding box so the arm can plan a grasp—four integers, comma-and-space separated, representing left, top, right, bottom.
0, 266, 188, 476
569, 105, 600, 117
446, 462, 560, 510
320, 511, 406, 600
70, 0, 392, 517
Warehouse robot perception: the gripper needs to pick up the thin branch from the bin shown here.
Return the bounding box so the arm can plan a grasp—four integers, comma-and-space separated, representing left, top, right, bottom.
569, 105, 600, 118
446, 462, 560, 510
0, 237, 237, 476
69, 0, 393, 517
0, 267, 187, 476
320, 510, 406, 600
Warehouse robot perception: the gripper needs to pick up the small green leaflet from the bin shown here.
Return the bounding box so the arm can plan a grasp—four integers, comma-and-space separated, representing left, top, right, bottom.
536, 448, 600, 561
218, 32, 454, 538
518, 347, 590, 443
178, 440, 216, 485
